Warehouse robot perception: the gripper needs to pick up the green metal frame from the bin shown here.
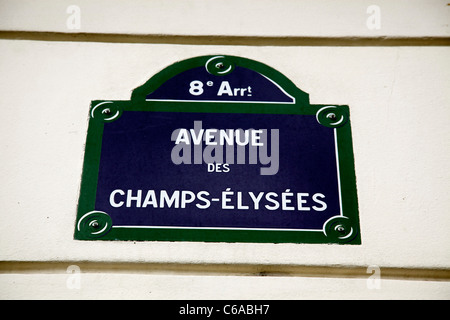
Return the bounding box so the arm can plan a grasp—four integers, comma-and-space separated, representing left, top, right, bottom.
74, 55, 361, 244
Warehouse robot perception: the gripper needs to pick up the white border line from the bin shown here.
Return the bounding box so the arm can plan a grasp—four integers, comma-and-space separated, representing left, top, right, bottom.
110, 118, 343, 233
112, 225, 323, 232
145, 99, 294, 104
259, 73, 296, 104
334, 128, 344, 216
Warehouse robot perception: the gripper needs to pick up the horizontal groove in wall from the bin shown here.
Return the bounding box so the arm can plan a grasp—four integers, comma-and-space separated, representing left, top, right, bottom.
1, 261, 449, 282
0, 31, 450, 46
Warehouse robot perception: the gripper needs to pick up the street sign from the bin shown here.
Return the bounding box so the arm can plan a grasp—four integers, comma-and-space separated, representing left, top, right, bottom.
75, 55, 361, 244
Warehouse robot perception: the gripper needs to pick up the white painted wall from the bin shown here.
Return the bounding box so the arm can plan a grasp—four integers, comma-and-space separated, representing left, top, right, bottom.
0, 0, 449, 38
2, 273, 450, 300
0, 0, 449, 299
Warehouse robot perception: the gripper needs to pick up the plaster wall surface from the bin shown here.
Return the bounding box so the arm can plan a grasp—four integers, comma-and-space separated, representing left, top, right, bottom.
0, 0, 449, 299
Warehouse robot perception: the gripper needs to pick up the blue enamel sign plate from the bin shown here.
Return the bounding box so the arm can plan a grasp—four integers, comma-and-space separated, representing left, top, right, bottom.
75, 55, 361, 244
